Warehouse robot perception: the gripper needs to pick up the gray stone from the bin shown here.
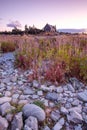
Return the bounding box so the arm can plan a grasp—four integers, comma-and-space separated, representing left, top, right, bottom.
18, 100, 28, 105
72, 99, 80, 106
46, 92, 58, 101
18, 81, 23, 85
4, 91, 11, 97
33, 80, 39, 88
11, 112, 23, 130
83, 107, 87, 113
49, 102, 55, 108
22, 104, 45, 121
12, 94, 19, 99
78, 90, 87, 102
49, 85, 56, 92
60, 107, 68, 115
41, 85, 50, 92
53, 118, 65, 130
56, 86, 63, 93
0, 97, 11, 104
32, 95, 39, 99
67, 98, 73, 103
24, 125, 32, 130
11, 76, 17, 82
0, 102, 15, 116
51, 110, 60, 121
23, 88, 34, 95
74, 124, 82, 130
25, 116, 38, 130
44, 100, 49, 107
11, 98, 18, 105
69, 77, 84, 90
67, 107, 83, 123
43, 126, 51, 130
69, 107, 82, 113
37, 90, 43, 96
65, 103, 72, 109
0, 116, 8, 130
67, 83, 75, 92
6, 113, 13, 122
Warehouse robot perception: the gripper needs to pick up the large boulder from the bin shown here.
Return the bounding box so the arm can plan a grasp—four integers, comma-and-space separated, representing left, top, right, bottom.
22, 104, 45, 122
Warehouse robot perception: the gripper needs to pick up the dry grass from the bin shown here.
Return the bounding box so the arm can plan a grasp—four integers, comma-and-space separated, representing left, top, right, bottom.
0, 34, 87, 83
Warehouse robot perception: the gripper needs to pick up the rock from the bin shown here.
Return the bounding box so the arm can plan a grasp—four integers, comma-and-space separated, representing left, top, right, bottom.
32, 95, 39, 99
65, 103, 72, 109
0, 102, 15, 116
4, 91, 11, 97
60, 107, 68, 115
23, 88, 34, 95
49, 102, 55, 108
11, 76, 17, 82
12, 94, 19, 99
67, 98, 73, 103
11, 98, 18, 105
24, 116, 38, 130
0, 116, 8, 130
53, 118, 65, 130
43, 126, 51, 130
67, 107, 83, 123
33, 80, 39, 88
17, 81, 23, 85
41, 85, 50, 92
0, 97, 11, 104
69, 77, 84, 90
51, 110, 61, 121
6, 113, 13, 122
11, 112, 23, 130
56, 86, 63, 93
24, 125, 32, 130
44, 99, 49, 107
78, 90, 87, 102
74, 124, 82, 130
72, 99, 80, 106
67, 83, 75, 92
22, 104, 45, 121
83, 107, 87, 113
37, 90, 43, 96
18, 100, 28, 105
49, 85, 56, 92
46, 92, 58, 101
69, 107, 82, 114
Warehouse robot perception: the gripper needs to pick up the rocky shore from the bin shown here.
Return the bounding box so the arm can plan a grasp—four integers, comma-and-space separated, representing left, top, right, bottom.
0, 52, 87, 130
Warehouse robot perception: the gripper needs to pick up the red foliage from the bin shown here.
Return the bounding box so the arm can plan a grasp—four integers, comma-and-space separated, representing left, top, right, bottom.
45, 62, 65, 83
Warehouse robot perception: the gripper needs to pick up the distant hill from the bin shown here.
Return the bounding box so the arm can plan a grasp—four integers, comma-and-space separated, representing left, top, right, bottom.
58, 29, 87, 34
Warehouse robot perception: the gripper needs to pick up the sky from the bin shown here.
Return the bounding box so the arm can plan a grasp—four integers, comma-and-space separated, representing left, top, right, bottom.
0, 0, 87, 31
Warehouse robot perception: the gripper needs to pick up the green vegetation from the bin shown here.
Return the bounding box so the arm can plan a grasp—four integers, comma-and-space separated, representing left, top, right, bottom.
1, 41, 16, 52
15, 36, 87, 83
33, 100, 45, 110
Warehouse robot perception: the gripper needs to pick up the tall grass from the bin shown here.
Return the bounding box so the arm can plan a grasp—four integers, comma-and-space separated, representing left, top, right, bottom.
14, 36, 87, 83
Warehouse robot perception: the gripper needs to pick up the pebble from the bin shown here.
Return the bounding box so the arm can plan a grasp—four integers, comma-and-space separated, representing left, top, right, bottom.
0, 52, 87, 130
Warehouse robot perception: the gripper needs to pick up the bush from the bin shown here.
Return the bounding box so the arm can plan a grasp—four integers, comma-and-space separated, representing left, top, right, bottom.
1, 41, 16, 52
45, 62, 65, 83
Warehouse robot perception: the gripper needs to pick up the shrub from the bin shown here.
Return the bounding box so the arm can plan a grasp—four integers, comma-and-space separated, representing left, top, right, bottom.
1, 41, 16, 52
45, 62, 65, 83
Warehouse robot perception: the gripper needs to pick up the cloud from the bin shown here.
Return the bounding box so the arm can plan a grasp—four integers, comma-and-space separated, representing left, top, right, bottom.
7, 20, 22, 28
0, 18, 2, 20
